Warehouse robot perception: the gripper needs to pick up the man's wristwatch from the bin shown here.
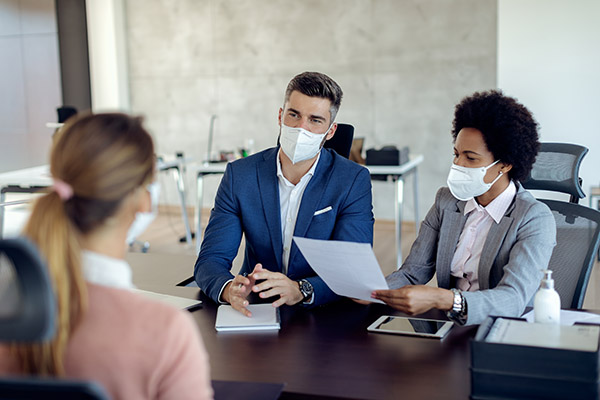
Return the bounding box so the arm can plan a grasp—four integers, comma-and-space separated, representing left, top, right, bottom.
447, 288, 468, 324
298, 279, 314, 303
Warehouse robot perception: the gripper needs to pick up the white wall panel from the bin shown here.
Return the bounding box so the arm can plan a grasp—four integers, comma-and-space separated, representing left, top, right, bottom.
0, 37, 27, 137
0, 0, 61, 172
0, 0, 20, 36
18, 0, 56, 35
22, 34, 61, 163
498, 0, 600, 201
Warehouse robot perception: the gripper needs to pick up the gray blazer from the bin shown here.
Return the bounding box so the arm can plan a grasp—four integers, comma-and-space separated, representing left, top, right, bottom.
386, 183, 556, 325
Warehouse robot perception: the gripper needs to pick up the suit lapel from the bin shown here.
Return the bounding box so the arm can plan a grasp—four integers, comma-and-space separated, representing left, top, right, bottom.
257, 148, 283, 270
437, 200, 467, 289
293, 150, 333, 239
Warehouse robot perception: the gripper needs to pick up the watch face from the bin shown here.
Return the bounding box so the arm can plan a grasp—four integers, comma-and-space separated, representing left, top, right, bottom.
300, 280, 313, 295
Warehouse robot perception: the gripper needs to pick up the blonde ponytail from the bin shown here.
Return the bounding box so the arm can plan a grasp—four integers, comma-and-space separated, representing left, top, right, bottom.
15, 191, 87, 376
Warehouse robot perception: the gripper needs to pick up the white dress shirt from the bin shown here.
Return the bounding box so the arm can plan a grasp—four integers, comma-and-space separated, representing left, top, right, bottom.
277, 149, 320, 274
82, 250, 134, 289
450, 181, 516, 291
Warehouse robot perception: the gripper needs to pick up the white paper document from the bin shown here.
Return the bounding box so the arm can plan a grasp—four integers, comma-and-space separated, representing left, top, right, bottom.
522, 309, 600, 326
215, 304, 280, 332
293, 237, 389, 303
485, 318, 599, 352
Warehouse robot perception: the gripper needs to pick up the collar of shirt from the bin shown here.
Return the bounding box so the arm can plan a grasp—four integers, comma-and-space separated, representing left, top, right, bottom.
463, 181, 517, 224
276, 149, 320, 186
82, 250, 133, 289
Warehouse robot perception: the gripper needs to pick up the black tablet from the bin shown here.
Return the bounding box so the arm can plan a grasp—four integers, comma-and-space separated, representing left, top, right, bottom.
367, 316, 453, 339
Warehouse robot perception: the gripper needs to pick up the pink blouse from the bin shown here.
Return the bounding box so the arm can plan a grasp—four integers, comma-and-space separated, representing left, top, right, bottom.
0, 283, 213, 400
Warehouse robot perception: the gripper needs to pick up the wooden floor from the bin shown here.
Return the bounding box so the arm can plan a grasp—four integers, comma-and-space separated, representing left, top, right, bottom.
134, 207, 600, 310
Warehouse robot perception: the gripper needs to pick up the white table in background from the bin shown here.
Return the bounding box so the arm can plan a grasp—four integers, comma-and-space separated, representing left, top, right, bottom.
193, 155, 423, 265
0, 165, 51, 238
0, 159, 193, 243
156, 159, 193, 244
193, 163, 229, 254
365, 154, 423, 267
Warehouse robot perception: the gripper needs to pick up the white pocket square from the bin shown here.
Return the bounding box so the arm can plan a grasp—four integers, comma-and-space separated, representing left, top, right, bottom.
313, 206, 332, 216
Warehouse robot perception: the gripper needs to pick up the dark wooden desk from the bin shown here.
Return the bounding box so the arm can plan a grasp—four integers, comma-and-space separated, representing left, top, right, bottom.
127, 252, 476, 400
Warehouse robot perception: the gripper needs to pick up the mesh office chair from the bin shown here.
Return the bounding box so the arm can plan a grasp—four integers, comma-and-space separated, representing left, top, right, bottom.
522, 142, 588, 203
522, 143, 600, 309
0, 238, 109, 400
324, 123, 354, 159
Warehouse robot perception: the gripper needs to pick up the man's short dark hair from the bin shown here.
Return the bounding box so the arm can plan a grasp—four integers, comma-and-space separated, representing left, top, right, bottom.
452, 89, 540, 182
284, 72, 343, 122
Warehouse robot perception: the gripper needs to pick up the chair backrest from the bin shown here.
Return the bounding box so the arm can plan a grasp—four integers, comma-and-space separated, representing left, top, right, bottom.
0, 378, 109, 400
539, 200, 600, 309
522, 142, 588, 203
0, 238, 54, 342
324, 123, 354, 159
521, 142, 596, 309
0, 238, 110, 400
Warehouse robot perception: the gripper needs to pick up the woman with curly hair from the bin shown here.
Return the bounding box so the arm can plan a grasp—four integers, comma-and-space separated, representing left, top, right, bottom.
371, 90, 556, 325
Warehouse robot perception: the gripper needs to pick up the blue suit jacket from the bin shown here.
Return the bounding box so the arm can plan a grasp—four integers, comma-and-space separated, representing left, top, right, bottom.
194, 147, 374, 306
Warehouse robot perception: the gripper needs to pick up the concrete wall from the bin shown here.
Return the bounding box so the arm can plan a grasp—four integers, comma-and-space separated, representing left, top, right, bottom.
0, 0, 61, 172
125, 0, 497, 221
498, 0, 600, 201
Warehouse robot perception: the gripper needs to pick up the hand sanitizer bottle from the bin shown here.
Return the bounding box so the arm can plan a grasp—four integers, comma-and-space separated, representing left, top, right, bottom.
534, 269, 561, 324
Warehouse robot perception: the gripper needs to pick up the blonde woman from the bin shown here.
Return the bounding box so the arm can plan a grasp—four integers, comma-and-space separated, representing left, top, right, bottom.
0, 114, 213, 400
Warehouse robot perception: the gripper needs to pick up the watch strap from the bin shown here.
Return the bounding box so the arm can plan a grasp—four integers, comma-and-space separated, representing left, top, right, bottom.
447, 288, 468, 325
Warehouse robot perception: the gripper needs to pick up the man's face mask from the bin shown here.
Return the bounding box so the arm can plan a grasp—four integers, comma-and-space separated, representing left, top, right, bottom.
279, 123, 332, 164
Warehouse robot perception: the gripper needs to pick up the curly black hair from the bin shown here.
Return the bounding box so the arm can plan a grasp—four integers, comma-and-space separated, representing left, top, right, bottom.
451, 90, 540, 182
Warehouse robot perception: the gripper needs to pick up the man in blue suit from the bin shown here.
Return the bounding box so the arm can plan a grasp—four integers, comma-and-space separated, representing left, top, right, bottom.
194, 72, 374, 316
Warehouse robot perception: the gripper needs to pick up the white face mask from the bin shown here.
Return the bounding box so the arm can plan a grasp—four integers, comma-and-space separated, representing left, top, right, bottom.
446, 160, 503, 201
126, 182, 160, 244
280, 123, 332, 164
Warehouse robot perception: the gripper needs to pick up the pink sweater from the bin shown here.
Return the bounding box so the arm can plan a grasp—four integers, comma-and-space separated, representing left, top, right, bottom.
0, 283, 213, 400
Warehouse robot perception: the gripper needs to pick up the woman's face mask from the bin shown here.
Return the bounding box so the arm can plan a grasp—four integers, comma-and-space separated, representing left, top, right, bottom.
279, 123, 332, 164
446, 160, 503, 201
126, 181, 160, 244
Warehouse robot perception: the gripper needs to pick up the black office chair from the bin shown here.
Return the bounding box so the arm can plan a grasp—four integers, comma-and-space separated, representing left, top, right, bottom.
0, 238, 109, 400
522, 142, 588, 203
522, 143, 600, 309
324, 123, 354, 159
0, 238, 54, 342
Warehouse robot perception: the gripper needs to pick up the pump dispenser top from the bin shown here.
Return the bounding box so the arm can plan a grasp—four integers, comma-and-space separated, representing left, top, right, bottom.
540, 270, 555, 289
